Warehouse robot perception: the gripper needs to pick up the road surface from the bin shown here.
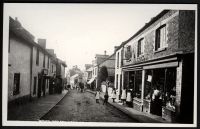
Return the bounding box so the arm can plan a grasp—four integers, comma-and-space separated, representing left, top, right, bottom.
41, 89, 137, 122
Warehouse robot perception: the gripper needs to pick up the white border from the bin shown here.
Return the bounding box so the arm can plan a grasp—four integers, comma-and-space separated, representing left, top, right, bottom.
2, 3, 198, 127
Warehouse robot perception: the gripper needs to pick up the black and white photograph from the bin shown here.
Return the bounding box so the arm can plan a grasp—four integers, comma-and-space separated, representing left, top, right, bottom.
2, 3, 198, 127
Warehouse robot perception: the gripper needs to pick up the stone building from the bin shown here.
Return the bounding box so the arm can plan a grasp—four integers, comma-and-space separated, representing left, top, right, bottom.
115, 10, 195, 123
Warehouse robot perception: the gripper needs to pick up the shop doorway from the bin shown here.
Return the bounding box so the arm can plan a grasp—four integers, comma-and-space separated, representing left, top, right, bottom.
37, 74, 42, 98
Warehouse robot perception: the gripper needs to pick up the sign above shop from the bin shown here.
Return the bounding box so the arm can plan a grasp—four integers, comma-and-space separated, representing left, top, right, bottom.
125, 45, 132, 62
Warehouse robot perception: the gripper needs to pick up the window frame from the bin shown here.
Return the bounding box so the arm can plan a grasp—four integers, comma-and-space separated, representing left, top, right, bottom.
155, 24, 167, 52
137, 38, 144, 57
36, 49, 39, 65
117, 52, 119, 68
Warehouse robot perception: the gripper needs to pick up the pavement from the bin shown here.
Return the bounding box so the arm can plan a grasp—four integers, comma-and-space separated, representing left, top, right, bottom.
86, 89, 169, 123
7, 90, 68, 121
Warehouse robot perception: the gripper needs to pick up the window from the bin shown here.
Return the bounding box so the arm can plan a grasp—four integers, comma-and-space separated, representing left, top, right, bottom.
36, 49, 39, 65
117, 52, 119, 68
47, 57, 49, 68
13, 73, 20, 95
121, 49, 123, 66
120, 74, 122, 90
155, 25, 167, 51
33, 77, 37, 95
43, 54, 45, 67
137, 38, 144, 57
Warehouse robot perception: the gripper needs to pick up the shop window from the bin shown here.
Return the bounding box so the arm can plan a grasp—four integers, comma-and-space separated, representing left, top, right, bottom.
13, 73, 20, 95
144, 68, 176, 111
134, 71, 142, 98
33, 77, 37, 95
155, 25, 167, 51
137, 38, 144, 57
36, 49, 39, 65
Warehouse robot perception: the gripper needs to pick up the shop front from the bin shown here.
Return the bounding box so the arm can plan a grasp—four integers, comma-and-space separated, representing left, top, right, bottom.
122, 54, 188, 122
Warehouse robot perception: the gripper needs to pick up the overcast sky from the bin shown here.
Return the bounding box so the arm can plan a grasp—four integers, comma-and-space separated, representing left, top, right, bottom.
4, 4, 196, 71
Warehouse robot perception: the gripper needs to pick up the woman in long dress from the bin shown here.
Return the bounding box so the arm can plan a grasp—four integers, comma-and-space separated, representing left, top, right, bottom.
121, 89, 126, 105
111, 88, 116, 103
95, 90, 100, 103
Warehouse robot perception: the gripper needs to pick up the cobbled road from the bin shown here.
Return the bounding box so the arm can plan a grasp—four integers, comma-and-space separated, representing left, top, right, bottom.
40, 89, 137, 122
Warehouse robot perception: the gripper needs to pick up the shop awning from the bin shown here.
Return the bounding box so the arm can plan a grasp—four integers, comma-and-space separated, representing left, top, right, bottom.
87, 77, 95, 84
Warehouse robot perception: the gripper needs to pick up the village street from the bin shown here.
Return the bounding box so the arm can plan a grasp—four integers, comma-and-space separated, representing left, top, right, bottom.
40, 89, 137, 122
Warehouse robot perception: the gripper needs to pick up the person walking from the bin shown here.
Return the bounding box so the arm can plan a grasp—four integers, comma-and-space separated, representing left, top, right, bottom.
121, 89, 126, 105
111, 88, 116, 103
103, 91, 109, 105
95, 90, 100, 103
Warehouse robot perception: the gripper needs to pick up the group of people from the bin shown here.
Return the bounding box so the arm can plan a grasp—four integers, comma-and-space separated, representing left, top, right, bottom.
95, 87, 117, 105
75, 82, 85, 92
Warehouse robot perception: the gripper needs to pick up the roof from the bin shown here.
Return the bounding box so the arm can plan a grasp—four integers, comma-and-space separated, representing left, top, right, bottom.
9, 17, 67, 66
70, 74, 79, 79
115, 10, 170, 52
97, 52, 116, 67
95, 54, 109, 58
57, 58, 67, 67
9, 17, 54, 58
86, 67, 93, 72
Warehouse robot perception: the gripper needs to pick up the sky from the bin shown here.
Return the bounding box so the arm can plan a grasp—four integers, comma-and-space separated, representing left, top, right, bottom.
4, 4, 196, 71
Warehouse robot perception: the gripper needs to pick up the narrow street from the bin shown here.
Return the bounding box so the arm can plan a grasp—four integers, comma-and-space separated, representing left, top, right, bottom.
40, 90, 137, 122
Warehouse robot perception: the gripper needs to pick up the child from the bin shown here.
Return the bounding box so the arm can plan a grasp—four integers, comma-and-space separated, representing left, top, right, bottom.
103, 91, 109, 105
95, 90, 100, 103
121, 89, 126, 105
111, 88, 116, 103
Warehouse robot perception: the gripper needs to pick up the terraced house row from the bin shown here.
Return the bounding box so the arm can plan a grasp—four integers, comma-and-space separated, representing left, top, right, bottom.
86, 10, 195, 123
8, 17, 67, 106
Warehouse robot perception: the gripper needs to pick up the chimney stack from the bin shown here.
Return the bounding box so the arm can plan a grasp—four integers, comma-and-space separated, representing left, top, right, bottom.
114, 46, 119, 52
38, 39, 46, 49
46, 49, 54, 55
104, 50, 107, 55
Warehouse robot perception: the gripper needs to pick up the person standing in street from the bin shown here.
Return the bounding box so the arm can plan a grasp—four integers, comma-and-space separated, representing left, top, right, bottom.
103, 91, 109, 105
121, 89, 126, 105
111, 88, 116, 103
95, 90, 100, 103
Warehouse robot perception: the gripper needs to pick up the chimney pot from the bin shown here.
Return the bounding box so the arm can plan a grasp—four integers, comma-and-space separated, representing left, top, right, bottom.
38, 38, 46, 49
